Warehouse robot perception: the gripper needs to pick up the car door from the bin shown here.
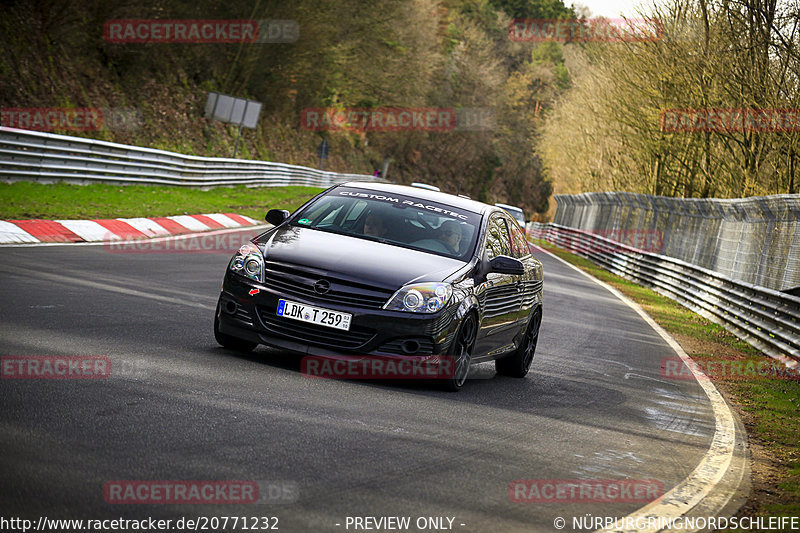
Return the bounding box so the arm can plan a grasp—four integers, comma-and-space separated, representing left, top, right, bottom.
508, 218, 541, 325
474, 213, 523, 356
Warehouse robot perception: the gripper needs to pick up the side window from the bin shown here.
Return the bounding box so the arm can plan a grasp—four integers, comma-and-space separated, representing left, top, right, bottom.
485, 215, 511, 259
509, 220, 529, 258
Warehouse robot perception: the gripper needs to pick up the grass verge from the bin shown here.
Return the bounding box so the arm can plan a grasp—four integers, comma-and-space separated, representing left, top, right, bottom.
532, 238, 800, 523
0, 182, 326, 220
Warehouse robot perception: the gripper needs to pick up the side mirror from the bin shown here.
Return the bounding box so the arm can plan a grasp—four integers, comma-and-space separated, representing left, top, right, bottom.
489, 255, 524, 276
265, 209, 290, 226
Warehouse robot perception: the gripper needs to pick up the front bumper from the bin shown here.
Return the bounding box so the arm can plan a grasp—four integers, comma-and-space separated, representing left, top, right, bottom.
216, 271, 460, 359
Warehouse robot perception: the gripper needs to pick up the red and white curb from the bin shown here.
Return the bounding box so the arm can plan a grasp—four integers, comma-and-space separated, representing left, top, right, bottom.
0, 213, 259, 244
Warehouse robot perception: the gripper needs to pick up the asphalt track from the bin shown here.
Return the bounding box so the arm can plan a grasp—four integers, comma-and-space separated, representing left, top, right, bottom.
0, 229, 733, 532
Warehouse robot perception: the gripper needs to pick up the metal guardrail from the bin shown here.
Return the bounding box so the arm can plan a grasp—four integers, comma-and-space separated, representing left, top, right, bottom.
531, 222, 800, 369
0, 127, 381, 188
553, 191, 800, 292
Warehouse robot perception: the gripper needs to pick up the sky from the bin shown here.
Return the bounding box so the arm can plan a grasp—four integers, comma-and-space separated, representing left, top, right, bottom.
571, 0, 652, 18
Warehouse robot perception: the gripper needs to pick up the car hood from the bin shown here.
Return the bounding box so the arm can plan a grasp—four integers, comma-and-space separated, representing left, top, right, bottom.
256, 225, 467, 289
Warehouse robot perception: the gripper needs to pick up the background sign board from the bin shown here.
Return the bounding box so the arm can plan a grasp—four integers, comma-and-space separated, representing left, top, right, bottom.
205, 92, 262, 129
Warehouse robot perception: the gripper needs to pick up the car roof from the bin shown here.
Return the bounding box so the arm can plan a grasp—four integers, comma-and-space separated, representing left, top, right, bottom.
410, 182, 441, 191
341, 181, 492, 215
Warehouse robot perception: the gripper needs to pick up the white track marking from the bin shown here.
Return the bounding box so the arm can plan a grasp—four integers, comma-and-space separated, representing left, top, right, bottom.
536, 245, 741, 533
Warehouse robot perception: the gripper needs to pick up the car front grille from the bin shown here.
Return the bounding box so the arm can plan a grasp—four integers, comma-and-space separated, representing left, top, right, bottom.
263, 262, 395, 310
257, 306, 376, 351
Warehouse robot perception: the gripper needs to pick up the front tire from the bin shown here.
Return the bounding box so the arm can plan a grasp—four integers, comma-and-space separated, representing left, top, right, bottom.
442, 313, 477, 392
214, 307, 258, 353
496, 308, 541, 378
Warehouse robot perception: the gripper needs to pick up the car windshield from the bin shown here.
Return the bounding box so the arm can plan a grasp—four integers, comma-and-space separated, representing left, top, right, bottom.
291, 187, 482, 260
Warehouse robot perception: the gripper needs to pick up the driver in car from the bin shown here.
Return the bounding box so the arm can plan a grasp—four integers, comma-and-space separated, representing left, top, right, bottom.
363, 213, 388, 238
437, 220, 462, 254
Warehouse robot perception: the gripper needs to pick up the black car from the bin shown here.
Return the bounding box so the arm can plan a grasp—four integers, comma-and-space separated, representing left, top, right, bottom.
214, 182, 543, 390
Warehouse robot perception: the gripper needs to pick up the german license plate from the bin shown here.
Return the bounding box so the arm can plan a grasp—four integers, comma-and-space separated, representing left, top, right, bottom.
276, 299, 352, 331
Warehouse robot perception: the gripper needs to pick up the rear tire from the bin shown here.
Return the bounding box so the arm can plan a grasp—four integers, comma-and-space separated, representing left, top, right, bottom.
441, 313, 477, 392
214, 308, 258, 353
496, 308, 541, 378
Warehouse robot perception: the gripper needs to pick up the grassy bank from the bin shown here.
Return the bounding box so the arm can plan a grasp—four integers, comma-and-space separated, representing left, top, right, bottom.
532, 239, 800, 521
0, 182, 325, 221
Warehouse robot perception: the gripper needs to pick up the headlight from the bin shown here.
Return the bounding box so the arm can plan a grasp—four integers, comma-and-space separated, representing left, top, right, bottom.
384, 282, 453, 313
228, 243, 264, 282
